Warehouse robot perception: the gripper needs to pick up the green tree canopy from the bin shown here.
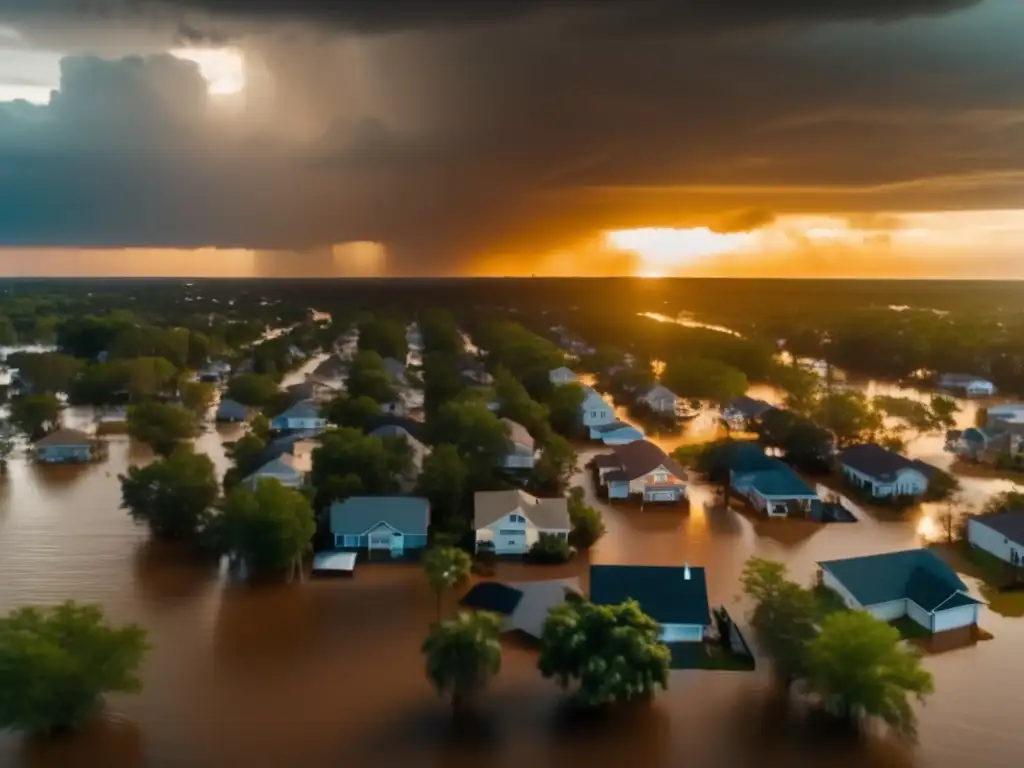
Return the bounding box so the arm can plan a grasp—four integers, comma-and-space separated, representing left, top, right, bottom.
346, 350, 398, 403
226, 373, 280, 408
125, 356, 178, 400
812, 390, 883, 448
324, 393, 382, 430
422, 546, 472, 621
429, 400, 511, 483
119, 448, 219, 540
567, 486, 606, 549
180, 381, 216, 415
532, 433, 578, 494
358, 316, 408, 361
10, 393, 62, 440
127, 401, 198, 456
419, 309, 463, 357
0, 601, 150, 735
546, 382, 586, 436
807, 611, 934, 738
417, 444, 469, 533
310, 427, 405, 509
422, 611, 502, 714
663, 356, 748, 404
494, 366, 551, 442
7, 351, 82, 394
220, 479, 316, 578
767, 362, 821, 415
538, 598, 670, 707
223, 432, 269, 490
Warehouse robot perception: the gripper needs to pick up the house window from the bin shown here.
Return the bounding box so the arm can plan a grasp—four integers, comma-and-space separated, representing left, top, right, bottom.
509, 514, 526, 523
591, 411, 597, 418
498, 529, 523, 536
653, 471, 668, 483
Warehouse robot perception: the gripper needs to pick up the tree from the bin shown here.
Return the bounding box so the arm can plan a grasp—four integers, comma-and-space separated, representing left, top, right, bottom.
422, 546, 472, 621
0, 421, 14, 473
527, 533, 573, 563
980, 489, 1024, 517
567, 486, 606, 549
220, 479, 316, 580
180, 381, 216, 415
429, 400, 511, 483
250, 413, 271, 442
226, 373, 280, 408
127, 401, 198, 456
0, 314, 17, 345
119, 448, 219, 540
538, 598, 670, 707
126, 356, 177, 400
310, 428, 405, 508
422, 352, 466, 415
872, 395, 934, 436
7, 352, 81, 394
812, 391, 883, 447
739, 558, 818, 685
358, 316, 408, 361
532, 433, 578, 494
546, 382, 586, 436
924, 468, 960, 502
324, 393, 381, 430
806, 611, 934, 738
928, 395, 959, 431
346, 350, 398, 403
768, 362, 821, 415
9, 393, 62, 440
223, 432, 268, 490
663, 356, 748, 405
495, 367, 551, 442
0, 601, 149, 735
422, 611, 502, 714
417, 444, 470, 533
69, 360, 132, 406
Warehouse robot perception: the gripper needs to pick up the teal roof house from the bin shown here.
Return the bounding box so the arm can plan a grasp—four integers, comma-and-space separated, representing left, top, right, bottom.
730, 451, 819, 518
34, 428, 97, 464
818, 549, 982, 635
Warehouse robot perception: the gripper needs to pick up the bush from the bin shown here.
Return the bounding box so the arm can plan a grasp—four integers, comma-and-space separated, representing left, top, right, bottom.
567, 487, 606, 549
527, 533, 573, 564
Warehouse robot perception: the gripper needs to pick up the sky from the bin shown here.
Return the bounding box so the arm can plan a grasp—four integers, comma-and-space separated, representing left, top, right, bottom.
0, 0, 1022, 278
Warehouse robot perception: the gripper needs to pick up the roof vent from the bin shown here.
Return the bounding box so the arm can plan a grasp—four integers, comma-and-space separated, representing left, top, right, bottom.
683, 563, 691, 580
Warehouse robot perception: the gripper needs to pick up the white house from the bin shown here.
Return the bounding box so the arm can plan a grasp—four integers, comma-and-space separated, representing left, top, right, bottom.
243, 454, 304, 490
500, 418, 537, 470
937, 373, 996, 397
819, 549, 982, 635
590, 564, 710, 643
270, 400, 328, 432
549, 366, 579, 386
967, 512, 1024, 567
580, 387, 616, 430
593, 440, 687, 503
474, 489, 571, 555
638, 384, 679, 416
838, 443, 937, 499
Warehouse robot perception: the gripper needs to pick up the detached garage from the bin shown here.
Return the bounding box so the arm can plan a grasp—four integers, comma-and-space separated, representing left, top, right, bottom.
818, 549, 983, 635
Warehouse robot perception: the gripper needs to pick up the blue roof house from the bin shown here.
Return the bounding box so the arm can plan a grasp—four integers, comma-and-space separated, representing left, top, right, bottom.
329, 496, 430, 555
819, 549, 982, 634
216, 398, 250, 423
590, 564, 711, 643
589, 420, 644, 445
270, 400, 327, 432
34, 428, 96, 464
731, 454, 819, 518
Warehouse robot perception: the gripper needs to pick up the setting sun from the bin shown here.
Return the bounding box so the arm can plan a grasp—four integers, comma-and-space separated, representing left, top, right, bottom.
169, 47, 246, 95
605, 227, 756, 272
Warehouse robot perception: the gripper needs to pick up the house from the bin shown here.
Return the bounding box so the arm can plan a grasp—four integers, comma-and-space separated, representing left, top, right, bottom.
731, 458, 819, 517
328, 496, 430, 554
818, 549, 982, 634
406, 323, 423, 350
590, 564, 711, 643
34, 428, 96, 464
500, 418, 537, 470
839, 443, 938, 499
256, 429, 323, 470
363, 414, 426, 441
379, 394, 407, 417
721, 396, 775, 430
549, 366, 579, 386
953, 426, 1001, 460
461, 578, 582, 638
287, 379, 336, 403
985, 403, 1024, 426
590, 420, 644, 445
967, 512, 1024, 567
952, 423, 1024, 463
381, 357, 408, 386
594, 440, 687, 503
580, 386, 616, 430
194, 359, 232, 384
937, 373, 996, 397
637, 384, 679, 416
369, 424, 431, 490
243, 454, 304, 490
474, 489, 571, 555
216, 398, 250, 423
270, 400, 328, 432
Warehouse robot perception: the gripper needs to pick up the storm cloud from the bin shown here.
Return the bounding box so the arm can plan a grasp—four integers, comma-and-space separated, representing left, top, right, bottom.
0, 0, 1021, 273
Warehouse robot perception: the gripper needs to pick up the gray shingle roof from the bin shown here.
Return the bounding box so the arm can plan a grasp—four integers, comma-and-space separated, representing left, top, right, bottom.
329, 496, 430, 536
35, 428, 93, 447
971, 511, 1024, 548
606, 440, 686, 481
839, 443, 937, 482
590, 564, 711, 626
276, 400, 321, 421
473, 490, 570, 530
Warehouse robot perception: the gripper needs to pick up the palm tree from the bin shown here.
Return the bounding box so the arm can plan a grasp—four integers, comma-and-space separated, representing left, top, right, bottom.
422, 611, 502, 714
422, 546, 472, 621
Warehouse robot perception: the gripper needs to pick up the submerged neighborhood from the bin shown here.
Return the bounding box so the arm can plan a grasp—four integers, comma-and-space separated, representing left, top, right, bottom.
1, 282, 1023, 760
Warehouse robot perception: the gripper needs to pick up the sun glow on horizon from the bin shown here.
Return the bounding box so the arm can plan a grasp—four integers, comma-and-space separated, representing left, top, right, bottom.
605, 227, 757, 272
169, 47, 246, 96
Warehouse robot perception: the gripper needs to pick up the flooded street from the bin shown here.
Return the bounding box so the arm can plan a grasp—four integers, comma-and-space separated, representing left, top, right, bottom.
1, 346, 1024, 766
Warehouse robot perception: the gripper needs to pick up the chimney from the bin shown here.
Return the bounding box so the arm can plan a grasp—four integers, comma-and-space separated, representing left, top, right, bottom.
683, 563, 691, 580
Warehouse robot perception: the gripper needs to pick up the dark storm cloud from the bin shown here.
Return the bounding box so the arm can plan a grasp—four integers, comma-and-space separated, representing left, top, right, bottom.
0, 0, 1020, 273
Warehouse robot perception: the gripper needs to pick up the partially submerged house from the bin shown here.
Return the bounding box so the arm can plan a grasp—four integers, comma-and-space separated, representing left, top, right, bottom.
216, 398, 250, 423
590, 421, 644, 446
243, 454, 304, 490
721, 395, 775, 430
549, 366, 579, 386
329, 496, 430, 554
581, 386, 616, 433
594, 440, 687, 503
34, 428, 97, 464
730, 451, 819, 517
951, 423, 1024, 464
818, 549, 982, 634
590, 564, 711, 643
474, 489, 571, 555
637, 384, 679, 416
839, 443, 938, 499
937, 373, 996, 397
967, 511, 1024, 567
270, 400, 328, 432
461, 578, 582, 639
500, 418, 537, 470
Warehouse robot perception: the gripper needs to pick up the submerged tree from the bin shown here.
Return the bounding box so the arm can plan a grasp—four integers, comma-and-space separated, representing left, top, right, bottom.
806, 611, 934, 739
422, 611, 502, 715
119, 447, 219, 541
538, 598, 670, 707
422, 546, 472, 621
0, 602, 150, 735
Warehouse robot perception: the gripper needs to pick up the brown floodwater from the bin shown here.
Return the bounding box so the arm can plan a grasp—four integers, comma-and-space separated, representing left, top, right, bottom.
2, 358, 1024, 766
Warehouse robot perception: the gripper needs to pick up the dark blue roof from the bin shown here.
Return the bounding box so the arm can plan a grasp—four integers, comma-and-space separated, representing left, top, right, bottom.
461, 582, 523, 616
590, 564, 711, 626
216, 398, 249, 419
